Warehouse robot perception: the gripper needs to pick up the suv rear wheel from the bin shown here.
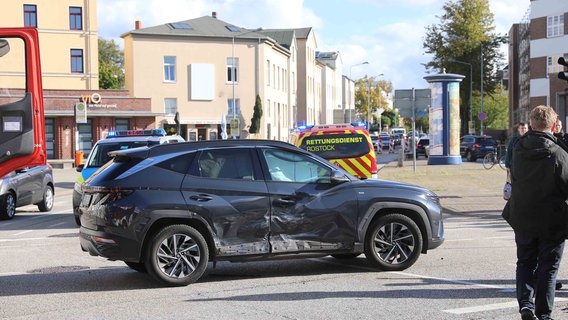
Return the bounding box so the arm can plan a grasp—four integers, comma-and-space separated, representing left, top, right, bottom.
145, 224, 209, 286
364, 213, 423, 271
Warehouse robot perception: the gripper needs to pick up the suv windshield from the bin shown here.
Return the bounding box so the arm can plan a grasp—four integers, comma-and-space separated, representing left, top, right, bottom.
299, 133, 371, 159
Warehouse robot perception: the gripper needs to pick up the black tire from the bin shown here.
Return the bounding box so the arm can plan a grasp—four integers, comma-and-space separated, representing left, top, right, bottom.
145, 224, 209, 286
125, 261, 147, 273
482, 153, 494, 170
37, 185, 54, 212
73, 206, 81, 226
364, 213, 423, 271
331, 253, 361, 260
466, 151, 476, 162
498, 156, 506, 170
0, 192, 16, 220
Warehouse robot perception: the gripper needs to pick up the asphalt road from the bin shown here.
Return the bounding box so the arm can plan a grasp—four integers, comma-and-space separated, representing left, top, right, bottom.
2, 156, 568, 319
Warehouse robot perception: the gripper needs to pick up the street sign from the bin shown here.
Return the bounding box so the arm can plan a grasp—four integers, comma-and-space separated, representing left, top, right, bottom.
414, 89, 431, 99
478, 112, 486, 121
394, 89, 413, 100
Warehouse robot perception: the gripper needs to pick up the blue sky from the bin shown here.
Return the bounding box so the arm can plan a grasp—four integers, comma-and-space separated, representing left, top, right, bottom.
98, 0, 530, 90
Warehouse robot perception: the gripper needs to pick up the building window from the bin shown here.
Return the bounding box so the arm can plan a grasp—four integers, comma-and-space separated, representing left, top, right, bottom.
227, 58, 238, 83
45, 118, 54, 159
69, 7, 83, 30
164, 98, 177, 115
547, 15, 564, 38
266, 60, 270, 86
70, 49, 84, 73
227, 99, 240, 117
23, 4, 37, 27
548, 55, 566, 75
115, 118, 129, 131
164, 56, 176, 82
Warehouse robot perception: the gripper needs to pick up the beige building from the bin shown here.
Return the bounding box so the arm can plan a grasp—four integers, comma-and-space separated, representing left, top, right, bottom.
0, 0, 158, 166
122, 14, 303, 141
0, 0, 98, 90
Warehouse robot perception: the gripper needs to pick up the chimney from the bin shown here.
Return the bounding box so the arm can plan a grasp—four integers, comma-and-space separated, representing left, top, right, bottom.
212, 11, 217, 19
135, 20, 141, 30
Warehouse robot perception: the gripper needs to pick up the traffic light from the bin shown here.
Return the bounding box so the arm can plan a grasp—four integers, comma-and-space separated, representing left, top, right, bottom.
558, 57, 568, 81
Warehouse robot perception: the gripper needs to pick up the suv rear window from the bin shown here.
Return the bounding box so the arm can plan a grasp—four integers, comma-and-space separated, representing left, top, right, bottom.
299, 133, 371, 159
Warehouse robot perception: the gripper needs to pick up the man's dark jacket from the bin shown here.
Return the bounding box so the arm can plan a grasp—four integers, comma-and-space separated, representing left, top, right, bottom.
502, 130, 568, 239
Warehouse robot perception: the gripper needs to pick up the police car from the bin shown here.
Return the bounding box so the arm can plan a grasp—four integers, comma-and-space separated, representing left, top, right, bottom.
72, 129, 184, 225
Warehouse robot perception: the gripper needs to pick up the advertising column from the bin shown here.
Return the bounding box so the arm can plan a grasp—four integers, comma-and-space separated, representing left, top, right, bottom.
424, 73, 464, 165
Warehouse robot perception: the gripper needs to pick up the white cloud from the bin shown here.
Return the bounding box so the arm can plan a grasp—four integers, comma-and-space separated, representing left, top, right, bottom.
97, 0, 532, 90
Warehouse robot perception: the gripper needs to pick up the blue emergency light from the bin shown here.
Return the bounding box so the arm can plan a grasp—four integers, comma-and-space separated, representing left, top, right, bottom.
106, 128, 167, 138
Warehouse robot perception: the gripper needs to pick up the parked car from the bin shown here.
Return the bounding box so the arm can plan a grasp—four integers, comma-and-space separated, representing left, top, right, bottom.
72, 129, 184, 225
392, 133, 403, 146
370, 135, 379, 151
79, 139, 444, 286
379, 132, 391, 149
416, 138, 429, 158
460, 135, 498, 162
0, 165, 54, 220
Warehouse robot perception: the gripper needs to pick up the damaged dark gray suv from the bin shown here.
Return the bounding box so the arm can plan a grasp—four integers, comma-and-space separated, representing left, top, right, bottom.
79, 140, 444, 286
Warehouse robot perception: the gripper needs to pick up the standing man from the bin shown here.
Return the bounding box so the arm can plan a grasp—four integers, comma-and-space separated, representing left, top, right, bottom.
502, 105, 568, 320
504, 122, 529, 174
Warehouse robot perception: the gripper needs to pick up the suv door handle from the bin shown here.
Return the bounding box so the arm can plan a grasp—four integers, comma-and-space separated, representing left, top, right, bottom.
189, 194, 214, 202
273, 198, 296, 207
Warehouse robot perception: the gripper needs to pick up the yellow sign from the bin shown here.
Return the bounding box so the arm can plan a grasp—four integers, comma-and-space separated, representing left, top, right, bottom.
75, 102, 87, 124
230, 119, 239, 136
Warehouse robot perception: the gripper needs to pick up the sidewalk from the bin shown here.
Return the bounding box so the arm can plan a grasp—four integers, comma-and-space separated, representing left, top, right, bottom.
377, 158, 508, 215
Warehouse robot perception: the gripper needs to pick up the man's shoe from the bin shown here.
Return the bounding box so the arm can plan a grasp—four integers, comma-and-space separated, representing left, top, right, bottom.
520, 308, 537, 320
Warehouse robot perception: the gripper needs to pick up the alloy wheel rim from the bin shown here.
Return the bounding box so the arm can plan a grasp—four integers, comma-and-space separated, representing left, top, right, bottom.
45, 188, 54, 209
157, 233, 201, 278
373, 222, 415, 265
6, 194, 15, 217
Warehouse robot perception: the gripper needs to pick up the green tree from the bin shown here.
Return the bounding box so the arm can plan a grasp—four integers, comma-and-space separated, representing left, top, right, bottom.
423, 0, 507, 135
98, 38, 124, 89
249, 95, 263, 134
354, 75, 393, 130
471, 83, 508, 131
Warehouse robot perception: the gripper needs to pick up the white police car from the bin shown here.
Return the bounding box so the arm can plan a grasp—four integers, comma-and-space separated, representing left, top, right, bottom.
72, 129, 184, 225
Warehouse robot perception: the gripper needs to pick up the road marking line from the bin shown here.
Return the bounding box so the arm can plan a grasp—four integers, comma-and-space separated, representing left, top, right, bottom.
48, 222, 67, 228
443, 298, 568, 314
12, 230, 34, 236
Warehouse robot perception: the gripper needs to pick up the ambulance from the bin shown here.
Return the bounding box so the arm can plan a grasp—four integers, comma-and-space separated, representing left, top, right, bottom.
290, 123, 377, 179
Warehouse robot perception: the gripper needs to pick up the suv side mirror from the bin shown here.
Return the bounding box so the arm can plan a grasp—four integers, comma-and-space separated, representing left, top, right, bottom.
330, 169, 350, 184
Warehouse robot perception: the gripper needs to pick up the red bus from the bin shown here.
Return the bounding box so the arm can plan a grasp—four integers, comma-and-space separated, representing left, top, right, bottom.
0, 28, 46, 178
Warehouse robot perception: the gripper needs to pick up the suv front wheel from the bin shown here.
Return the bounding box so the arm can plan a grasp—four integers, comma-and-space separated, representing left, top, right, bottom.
364, 213, 423, 271
145, 224, 209, 286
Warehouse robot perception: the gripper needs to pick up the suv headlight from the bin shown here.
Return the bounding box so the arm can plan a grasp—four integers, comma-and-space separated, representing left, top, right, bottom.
74, 182, 82, 193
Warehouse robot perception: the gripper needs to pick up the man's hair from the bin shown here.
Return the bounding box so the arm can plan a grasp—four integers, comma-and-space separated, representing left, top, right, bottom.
530, 105, 557, 131
517, 122, 527, 129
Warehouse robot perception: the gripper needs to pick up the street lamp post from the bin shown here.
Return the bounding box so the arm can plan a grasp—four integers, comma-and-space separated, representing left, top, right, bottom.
349, 61, 369, 122
448, 58, 473, 134
231, 28, 262, 137
480, 43, 484, 136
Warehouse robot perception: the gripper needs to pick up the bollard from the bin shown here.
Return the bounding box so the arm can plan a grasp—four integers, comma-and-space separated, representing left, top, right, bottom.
398, 147, 404, 167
